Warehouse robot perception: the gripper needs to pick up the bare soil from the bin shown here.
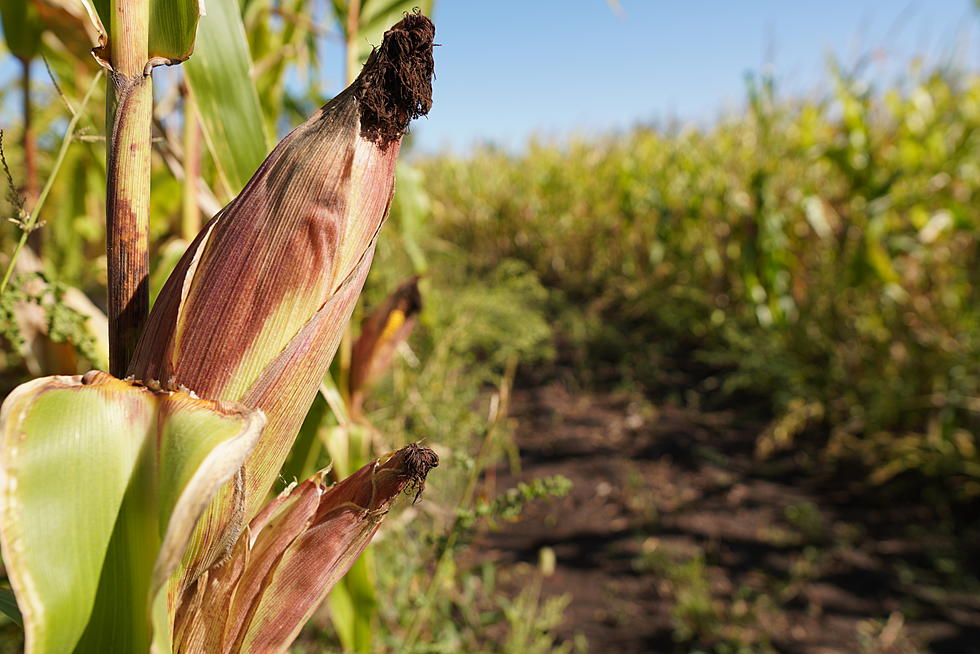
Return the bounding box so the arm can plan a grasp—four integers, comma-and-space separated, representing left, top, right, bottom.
475, 382, 980, 654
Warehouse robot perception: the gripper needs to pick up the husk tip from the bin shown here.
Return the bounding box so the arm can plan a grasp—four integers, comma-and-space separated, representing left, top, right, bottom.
401, 442, 438, 502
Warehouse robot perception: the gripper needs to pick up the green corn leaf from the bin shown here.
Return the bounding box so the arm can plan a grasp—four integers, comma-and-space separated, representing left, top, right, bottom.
393, 163, 431, 273
0, 372, 264, 654
328, 551, 377, 653
276, 389, 329, 490
147, 0, 201, 60
327, 575, 356, 649
83, 0, 202, 63
0, 587, 22, 627
0, 0, 44, 60
184, 0, 270, 197
324, 421, 376, 653
320, 372, 352, 428
149, 237, 191, 307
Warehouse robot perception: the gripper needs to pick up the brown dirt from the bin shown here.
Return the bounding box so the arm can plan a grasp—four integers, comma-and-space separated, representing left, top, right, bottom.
474, 382, 980, 654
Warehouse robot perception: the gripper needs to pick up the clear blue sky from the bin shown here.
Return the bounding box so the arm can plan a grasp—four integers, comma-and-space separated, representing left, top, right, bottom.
2, 2, 977, 153
404, 0, 979, 153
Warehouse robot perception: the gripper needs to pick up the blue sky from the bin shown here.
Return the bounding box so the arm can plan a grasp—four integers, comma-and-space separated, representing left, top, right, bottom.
2, 2, 977, 154
403, 0, 980, 153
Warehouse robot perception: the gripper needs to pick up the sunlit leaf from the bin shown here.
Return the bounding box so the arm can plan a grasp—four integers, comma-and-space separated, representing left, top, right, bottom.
0, 372, 263, 653
276, 389, 328, 490
393, 162, 431, 272
327, 552, 376, 653
324, 422, 377, 654
184, 0, 270, 197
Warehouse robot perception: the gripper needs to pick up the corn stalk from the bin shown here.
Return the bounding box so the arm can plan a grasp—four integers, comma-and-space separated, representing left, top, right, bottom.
85, 0, 201, 374
103, 0, 152, 375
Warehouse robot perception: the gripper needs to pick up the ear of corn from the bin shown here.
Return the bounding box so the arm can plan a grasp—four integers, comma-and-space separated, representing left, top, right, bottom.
172, 443, 438, 653
349, 275, 423, 414
126, 10, 435, 612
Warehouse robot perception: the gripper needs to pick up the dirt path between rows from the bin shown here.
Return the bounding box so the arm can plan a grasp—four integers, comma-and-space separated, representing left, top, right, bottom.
475, 383, 980, 654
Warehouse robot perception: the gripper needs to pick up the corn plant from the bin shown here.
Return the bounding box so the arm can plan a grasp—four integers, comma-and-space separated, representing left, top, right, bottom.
0, 4, 437, 653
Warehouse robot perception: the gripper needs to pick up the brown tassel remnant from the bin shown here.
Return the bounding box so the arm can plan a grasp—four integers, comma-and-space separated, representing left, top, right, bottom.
356, 10, 435, 146
401, 441, 439, 502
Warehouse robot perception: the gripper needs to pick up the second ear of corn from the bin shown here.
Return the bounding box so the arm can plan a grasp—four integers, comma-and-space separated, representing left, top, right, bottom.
172, 444, 438, 653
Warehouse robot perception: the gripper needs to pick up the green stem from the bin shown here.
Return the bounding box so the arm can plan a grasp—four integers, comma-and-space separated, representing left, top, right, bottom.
0, 71, 103, 295
21, 58, 38, 208
180, 85, 201, 240
105, 0, 152, 377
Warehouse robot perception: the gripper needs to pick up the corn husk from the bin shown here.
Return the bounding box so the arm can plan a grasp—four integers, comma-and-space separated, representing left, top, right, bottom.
349, 275, 423, 414
172, 443, 437, 653
127, 11, 435, 607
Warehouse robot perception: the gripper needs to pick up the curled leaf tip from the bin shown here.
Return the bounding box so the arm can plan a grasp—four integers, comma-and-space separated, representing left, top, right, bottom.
356, 10, 435, 146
